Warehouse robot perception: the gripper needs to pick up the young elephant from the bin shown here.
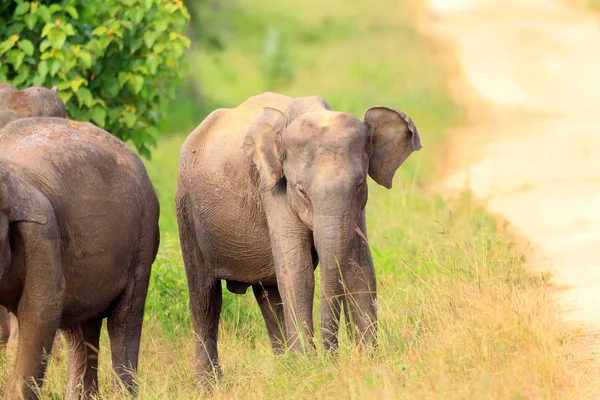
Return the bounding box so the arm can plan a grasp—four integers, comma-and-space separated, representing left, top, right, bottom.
176, 92, 421, 384
0, 117, 160, 399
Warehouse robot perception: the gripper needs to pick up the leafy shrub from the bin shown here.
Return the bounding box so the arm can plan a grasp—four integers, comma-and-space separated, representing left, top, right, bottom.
0, 0, 191, 157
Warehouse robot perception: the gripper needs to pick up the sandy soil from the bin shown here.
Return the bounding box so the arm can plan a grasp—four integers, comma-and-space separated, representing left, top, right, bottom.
426, 0, 600, 332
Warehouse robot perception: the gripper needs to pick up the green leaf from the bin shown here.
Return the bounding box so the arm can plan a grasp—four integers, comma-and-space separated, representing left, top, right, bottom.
90, 106, 106, 126
106, 79, 121, 97
134, 65, 149, 76
32, 75, 43, 86
14, 2, 30, 16
144, 0, 153, 12
30, 1, 38, 14
38, 60, 48, 78
180, 35, 191, 48
76, 87, 93, 108
92, 26, 107, 36
143, 31, 158, 48
58, 90, 73, 104
50, 58, 61, 77
133, 8, 144, 24
37, 5, 51, 22
39, 39, 51, 52
18, 39, 34, 56
61, 23, 76, 36
48, 29, 67, 49
65, 6, 79, 19
146, 54, 158, 74
122, 111, 137, 128
41, 23, 54, 38
118, 72, 129, 86
13, 64, 31, 86
70, 78, 83, 92
130, 75, 144, 95
5, 50, 25, 70
48, 4, 62, 14
57, 81, 71, 90
78, 51, 92, 69
0, 40, 14, 56
24, 14, 36, 30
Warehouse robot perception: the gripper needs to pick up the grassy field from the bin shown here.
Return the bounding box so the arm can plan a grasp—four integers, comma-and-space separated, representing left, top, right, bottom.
0, 0, 582, 398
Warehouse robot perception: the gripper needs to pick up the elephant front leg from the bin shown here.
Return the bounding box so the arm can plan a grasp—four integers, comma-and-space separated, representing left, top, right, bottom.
270, 231, 315, 352
4, 220, 63, 400
253, 284, 286, 354
6, 287, 62, 399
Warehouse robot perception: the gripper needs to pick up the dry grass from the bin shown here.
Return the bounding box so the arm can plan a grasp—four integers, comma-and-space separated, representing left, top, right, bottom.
0, 194, 583, 399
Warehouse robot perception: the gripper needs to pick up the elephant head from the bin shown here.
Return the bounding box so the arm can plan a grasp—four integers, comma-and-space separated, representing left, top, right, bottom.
244, 98, 421, 349
0, 83, 66, 130
0, 164, 47, 280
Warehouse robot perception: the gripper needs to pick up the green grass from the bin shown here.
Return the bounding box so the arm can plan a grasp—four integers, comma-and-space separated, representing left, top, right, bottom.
0, 0, 583, 398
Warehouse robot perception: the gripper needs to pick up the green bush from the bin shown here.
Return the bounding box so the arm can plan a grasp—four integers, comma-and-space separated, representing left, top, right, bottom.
0, 0, 191, 157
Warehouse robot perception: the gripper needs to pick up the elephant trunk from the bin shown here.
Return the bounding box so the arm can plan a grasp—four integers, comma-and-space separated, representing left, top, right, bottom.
313, 211, 355, 350
313, 207, 377, 350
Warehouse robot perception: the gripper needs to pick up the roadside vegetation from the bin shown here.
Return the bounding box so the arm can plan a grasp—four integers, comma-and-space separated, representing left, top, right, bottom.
0, 0, 582, 398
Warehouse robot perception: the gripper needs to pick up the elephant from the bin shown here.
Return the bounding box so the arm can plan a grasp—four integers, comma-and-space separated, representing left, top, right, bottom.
0, 116, 160, 399
0, 83, 67, 360
0, 306, 15, 345
0, 82, 66, 124
176, 92, 421, 384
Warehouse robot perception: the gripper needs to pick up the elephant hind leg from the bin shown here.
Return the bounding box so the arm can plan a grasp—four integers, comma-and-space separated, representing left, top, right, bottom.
253, 284, 286, 354
178, 194, 222, 386
107, 217, 157, 395
188, 274, 222, 387
62, 318, 102, 400
106, 264, 152, 395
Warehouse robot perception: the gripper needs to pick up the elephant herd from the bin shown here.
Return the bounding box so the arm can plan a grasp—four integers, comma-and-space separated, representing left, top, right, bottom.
0, 84, 421, 399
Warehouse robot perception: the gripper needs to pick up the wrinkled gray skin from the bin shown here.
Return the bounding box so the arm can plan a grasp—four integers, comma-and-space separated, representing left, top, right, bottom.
0, 115, 160, 399
176, 92, 421, 384
0, 83, 66, 362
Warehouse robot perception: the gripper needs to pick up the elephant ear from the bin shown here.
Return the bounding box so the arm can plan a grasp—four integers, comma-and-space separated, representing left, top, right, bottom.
243, 107, 287, 190
0, 169, 47, 225
363, 106, 422, 189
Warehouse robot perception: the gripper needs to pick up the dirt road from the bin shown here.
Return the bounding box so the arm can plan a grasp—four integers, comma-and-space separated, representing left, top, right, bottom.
427, 0, 600, 330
